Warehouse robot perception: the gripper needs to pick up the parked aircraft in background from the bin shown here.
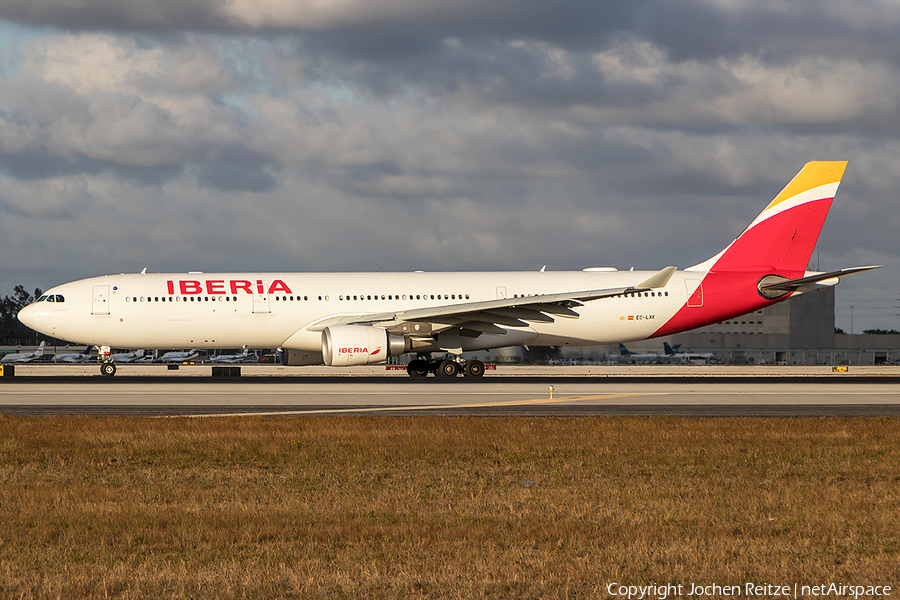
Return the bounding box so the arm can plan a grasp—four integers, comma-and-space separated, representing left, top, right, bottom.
56, 345, 93, 363
17, 161, 879, 377
663, 343, 682, 355
111, 349, 146, 363
617, 343, 668, 363
208, 348, 257, 363
1, 342, 46, 364
663, 342, 718, 364
155, 349, 199, 364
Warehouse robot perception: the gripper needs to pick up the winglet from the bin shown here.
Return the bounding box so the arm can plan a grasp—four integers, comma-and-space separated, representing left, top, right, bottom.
637, 266, 677, 289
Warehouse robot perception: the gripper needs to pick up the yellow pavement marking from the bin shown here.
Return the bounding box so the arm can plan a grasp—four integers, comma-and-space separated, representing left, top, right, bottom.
186, 392, 664, 417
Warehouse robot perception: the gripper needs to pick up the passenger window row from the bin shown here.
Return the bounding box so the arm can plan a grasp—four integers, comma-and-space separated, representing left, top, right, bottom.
125, 296, 240, 303
514, 291, 670, 299
122, 295, 320, 303
337, 294, 470, 301
118, 290, 669, 304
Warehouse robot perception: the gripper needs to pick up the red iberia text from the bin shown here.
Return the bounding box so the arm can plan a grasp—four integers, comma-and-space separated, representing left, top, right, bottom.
167, 279, 293, 295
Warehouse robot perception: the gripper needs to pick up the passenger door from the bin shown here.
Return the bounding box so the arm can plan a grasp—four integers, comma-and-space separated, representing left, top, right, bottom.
252, 291, 270, 314
686, 280, 703, 308
92, 285, 110, 315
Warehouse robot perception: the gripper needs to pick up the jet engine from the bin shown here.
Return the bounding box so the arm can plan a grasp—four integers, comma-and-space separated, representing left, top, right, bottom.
322, 325, 409, 366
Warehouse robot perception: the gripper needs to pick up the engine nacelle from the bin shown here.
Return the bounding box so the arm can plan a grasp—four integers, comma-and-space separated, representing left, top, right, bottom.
322, 326, 409, 366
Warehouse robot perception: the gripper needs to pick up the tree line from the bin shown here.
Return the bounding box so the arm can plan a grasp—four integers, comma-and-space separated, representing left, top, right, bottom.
1, 286, 43, 346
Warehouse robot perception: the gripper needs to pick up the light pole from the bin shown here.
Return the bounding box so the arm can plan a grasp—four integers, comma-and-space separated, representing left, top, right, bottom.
850, 305, 854, 335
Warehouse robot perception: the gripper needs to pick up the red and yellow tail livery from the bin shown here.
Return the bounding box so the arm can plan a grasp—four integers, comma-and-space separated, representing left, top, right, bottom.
654, 161, 864, 336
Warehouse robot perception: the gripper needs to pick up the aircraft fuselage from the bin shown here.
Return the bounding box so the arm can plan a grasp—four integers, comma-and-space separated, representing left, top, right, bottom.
19, 270, 704, 352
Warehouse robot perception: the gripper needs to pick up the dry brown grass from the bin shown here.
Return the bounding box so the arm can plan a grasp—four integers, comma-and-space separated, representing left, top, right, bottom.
0, 416, 898, 599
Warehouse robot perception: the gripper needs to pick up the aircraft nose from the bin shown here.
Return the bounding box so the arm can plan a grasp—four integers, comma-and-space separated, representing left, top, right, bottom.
17, 303, 35, 329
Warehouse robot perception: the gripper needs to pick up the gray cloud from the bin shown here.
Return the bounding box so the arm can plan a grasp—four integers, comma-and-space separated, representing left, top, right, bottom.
0, 1, 899, 332
4, 0, 898, 69
0, 1, 633, 44
196, 143, 278, 192
0, 146, 185, 184
0, 0, 225, 32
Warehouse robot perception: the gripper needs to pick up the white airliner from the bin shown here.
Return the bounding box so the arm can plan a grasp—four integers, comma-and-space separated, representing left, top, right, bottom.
17, 161, 879, 377
1, 341, 46, 364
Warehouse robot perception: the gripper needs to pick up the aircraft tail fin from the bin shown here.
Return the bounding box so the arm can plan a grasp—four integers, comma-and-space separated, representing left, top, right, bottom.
663, 343, 681, 355
688, 161, 847, 277
35, 341, 45, 356
653, 161, 878, 339
618, 343, 631, 356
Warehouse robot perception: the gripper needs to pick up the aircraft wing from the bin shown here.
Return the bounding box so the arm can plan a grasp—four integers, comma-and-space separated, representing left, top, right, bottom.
307, 266, 677, 335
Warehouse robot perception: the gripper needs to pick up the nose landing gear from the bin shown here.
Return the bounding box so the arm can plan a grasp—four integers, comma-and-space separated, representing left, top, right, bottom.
99, 345, 116, 377
100, 361, 117, 377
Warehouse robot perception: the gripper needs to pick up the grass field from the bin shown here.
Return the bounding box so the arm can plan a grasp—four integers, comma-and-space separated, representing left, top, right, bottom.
1, 416, 898, 599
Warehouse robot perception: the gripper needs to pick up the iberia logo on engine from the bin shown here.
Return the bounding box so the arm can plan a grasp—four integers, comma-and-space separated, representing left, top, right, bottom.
339, 346, 382, 356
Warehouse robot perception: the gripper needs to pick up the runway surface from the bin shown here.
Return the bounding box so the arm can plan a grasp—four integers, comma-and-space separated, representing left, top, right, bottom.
2, 364, 899, 417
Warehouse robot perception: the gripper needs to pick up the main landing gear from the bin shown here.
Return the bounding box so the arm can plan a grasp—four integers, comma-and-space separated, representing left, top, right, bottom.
405, 354, 485, 378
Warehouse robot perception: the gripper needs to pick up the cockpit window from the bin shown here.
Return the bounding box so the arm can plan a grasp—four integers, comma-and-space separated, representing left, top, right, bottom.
37, 295, 48, 302
47, 296, 55, 302
54, 295, 65, 303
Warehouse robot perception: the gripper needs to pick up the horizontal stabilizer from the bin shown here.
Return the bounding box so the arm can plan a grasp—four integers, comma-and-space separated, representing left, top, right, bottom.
758, 265, 881, 298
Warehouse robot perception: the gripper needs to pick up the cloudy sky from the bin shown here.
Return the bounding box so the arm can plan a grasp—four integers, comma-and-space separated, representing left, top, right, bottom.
0, 0, 897, 332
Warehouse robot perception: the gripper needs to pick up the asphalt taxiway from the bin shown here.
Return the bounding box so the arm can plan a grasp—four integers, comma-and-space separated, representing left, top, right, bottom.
2, 364, 899, 417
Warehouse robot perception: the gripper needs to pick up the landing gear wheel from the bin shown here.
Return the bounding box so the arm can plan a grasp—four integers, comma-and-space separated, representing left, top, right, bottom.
464, 360, 485, 378
436, 359, 460, 378
100, 361, 117, 377
406, 359, 428, 377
